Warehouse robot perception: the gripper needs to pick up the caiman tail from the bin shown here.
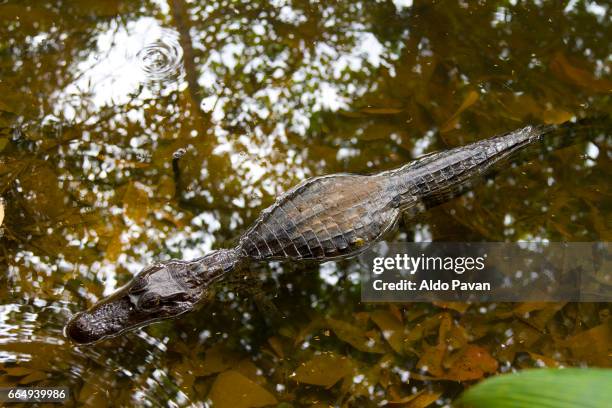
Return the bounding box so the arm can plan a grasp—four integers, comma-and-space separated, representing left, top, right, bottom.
64, 117, 608, 344
385, 123, 553, 209
388, 117, 608, 209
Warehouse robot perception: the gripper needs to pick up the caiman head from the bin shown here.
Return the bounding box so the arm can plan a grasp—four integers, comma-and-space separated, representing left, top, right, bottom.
64, 249, 239, 345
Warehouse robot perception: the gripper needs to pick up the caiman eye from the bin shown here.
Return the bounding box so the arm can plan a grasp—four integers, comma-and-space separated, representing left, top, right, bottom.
138, 292, 161, 310
129, 275, 149, 294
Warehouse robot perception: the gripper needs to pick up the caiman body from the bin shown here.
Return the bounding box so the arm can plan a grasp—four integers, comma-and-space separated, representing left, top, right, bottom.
238, 125, 543, 261
65, 123, 563, 344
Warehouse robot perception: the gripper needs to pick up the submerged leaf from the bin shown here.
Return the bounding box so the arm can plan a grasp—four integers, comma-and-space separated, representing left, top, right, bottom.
388, 387, 443, 407
433, 301, 470, 313
440, 90, 479, 133
209, 370, 277, 408
416, 344, 446, 378
512, 302, 550, 315
19, 370, 47, 384
541, 109, 574, 125
2, 366, 33, 376
370, 310, 405, 353
326, 318, 386, 353
293, 352, 353, 387
550, 52, 612, 93
444, 345, 498, 381
192, 343, 239, 377
559, 323, 611, 366
267, 336, 285, 359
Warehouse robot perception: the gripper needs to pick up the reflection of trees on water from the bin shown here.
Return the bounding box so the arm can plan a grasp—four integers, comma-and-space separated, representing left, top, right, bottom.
0, 0, 610, 405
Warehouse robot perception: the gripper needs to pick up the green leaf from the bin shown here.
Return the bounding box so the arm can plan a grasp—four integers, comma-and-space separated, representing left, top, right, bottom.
456, 368, 612, 408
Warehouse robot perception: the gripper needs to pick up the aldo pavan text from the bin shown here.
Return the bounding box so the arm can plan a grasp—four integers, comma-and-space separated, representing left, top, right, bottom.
370, 253, 491, 292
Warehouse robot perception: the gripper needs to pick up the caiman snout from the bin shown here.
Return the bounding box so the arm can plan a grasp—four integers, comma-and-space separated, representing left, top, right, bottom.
64, 312, 95, 344
65, 253, 239, 344
64, 294, 136, 344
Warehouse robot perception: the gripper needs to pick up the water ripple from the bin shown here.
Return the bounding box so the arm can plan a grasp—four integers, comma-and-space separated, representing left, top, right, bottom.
135, 28, 184, 84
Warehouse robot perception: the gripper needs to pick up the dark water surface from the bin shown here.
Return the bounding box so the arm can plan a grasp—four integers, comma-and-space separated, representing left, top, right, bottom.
0, 1, 610, 406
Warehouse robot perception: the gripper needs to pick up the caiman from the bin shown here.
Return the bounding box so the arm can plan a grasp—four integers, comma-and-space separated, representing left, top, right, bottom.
64, 119, 602, 344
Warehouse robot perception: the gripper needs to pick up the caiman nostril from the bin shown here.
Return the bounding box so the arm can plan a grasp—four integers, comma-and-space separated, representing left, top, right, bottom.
64, 312, 100, 345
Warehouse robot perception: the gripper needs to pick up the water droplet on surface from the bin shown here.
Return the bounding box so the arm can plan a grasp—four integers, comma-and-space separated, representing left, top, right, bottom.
135, 28, 184, 85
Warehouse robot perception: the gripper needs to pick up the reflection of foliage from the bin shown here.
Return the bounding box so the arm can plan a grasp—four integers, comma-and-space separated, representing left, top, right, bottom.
0, 0, 610, 406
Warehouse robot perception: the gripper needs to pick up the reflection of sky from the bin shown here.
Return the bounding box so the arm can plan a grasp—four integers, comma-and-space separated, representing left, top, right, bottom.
392, 0, 414, 10
0, 304, 22, 349
61, 17, 183, 115
58, 4, 389, 134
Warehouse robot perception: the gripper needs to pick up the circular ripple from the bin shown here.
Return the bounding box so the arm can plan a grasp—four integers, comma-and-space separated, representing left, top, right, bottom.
135, 28, 184, 84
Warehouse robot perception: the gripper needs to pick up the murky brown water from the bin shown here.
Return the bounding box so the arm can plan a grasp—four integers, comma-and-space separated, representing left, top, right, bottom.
0, 1, 610, 407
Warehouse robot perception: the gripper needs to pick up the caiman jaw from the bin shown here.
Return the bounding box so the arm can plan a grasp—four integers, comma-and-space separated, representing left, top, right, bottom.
65, 251, 240, 344
64, 290, 138, 345
64, 286, 199, 345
